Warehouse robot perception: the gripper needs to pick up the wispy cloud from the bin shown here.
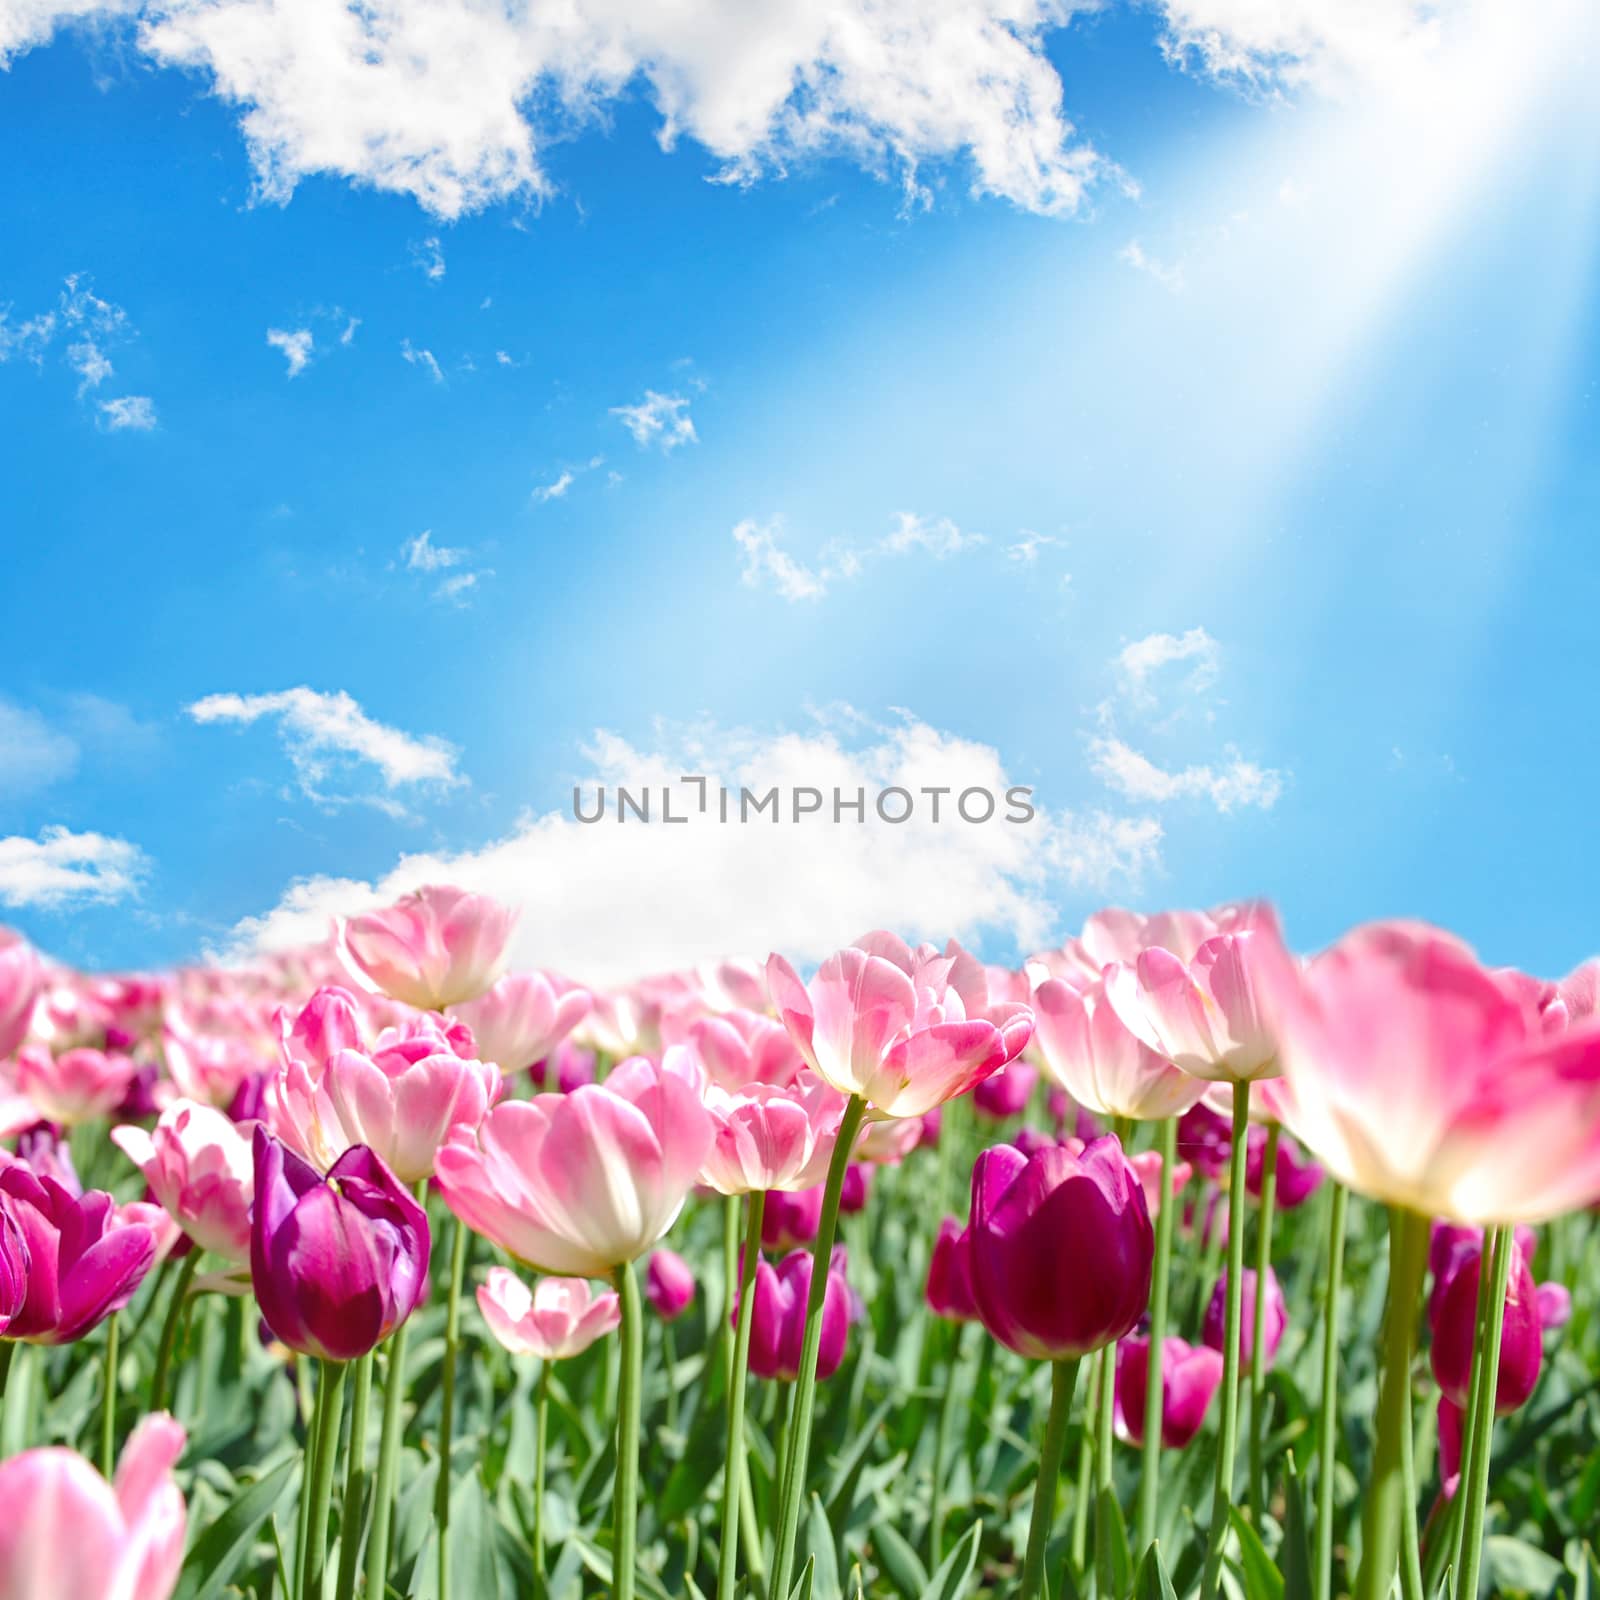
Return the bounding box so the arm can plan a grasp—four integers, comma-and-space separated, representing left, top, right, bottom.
1120, 239, 1187, 292
1088, 735, 1284, 813
0, 700, 80, 797
611, 389, 696, 452
880, 511, 985, 558
401, 529, 465, 572
0, 826, 150, 910
66, 339, 113, 393
410, 236, 446, 281
401, 340, 444, 384
187, 685, 462, 811
435, 571, 488, 607
734, 518, 831, 602
1115, 626, 1221, 708
98, 395, 157, 431
0, 310, 56, 365
533, 469, 574, 503
267, 326, 314, 377
1005, 530, 1060, 564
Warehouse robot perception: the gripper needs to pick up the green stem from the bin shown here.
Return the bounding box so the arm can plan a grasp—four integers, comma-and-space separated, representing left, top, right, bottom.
1456, 1224, 1514, 1600
718, 1191, 766, 1600
1315, 1183, 1348, 1600
1096, 1336, 1115, 1491
722, 1195, 740, 1387
929, 1319, 969, 1571
1248, 1122, 1280, 1522
1447, 1227, 1498, 1584
769, 1094, 869, 1599
1071, 1349, 1098, 1572
1400, 1343, 1424, 1600
1352, 1206, 1430, 1600
1199, 1080, 1253, 1600
100, 1313, 119, 1478
614, 1258, 645, 1600
332, 1350, 373, 1600
300, 1359, 348, 1600
1020, 1356, 1081, 1600
149, 1250, 201, 1415
436, 1212, 469, 1600
534, 1359, 550, 1595
1137, 1116, 1177, 1555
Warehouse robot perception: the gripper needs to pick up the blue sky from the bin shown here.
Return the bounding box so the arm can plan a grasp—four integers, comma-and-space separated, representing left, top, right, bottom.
1, 0, 1597, 985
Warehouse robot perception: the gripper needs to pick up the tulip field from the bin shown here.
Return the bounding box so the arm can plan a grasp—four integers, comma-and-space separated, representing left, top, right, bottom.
1, 891, 1599, 1600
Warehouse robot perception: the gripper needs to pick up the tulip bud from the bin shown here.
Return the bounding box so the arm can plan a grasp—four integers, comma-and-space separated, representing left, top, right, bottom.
741, 1246, 853, 1381
1202, 1266, 1287, 1370
762, 1185, 824, 1251
477, 1267, 619, 1360
646, 1248, 696, 1322
1430, 1237, 1542, 1415
968, 1135, 1154, 1360
924, 1218, 978, 1323
250, 1129, 430, 1361
1114, 1335, 1224, 1449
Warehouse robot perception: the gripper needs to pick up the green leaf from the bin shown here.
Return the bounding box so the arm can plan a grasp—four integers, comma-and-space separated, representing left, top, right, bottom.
874, 1520, 930, 1598
173, 1455, 297, 1600
1280, 1454, 1314, 1600
806, 1491, 841, 1597
919, 1521, 982, 1600
788, 1554, 816, 1600
1094, 1486, 1131, 1600
1132, 1542, 1180, 1600
1227, 1506, 1285, 1600
1485, 1536, 1566, 1597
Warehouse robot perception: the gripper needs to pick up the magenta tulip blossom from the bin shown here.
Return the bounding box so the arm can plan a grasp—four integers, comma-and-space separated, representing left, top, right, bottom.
436, 1052, 713, 1277
646, 1248, 696, 1321
343, 884, 519, 1011
112, 1099, 255, 1263
1430, 1236, 1543, 1415
765, 932, 1026, 1120
974, 1059, 1039, 1120
699, 1078, 847, 1196
476, 1267, 620, 1360
1114, 1335, 1225, 1449
13, 1045, 137, 1126
0, 1206, 27, 1336
0, 1164, 156, 1344
1274, 921, 1600, 1222
452, 970, 591, 1075
925, 1217, 979, 1322
0, 1413, 187, 1600
250, 1128, 430, 1362
741, 1246, 853, 1381
1202, 1266, 1287, 1370
0, 929, 39, 1061
838, 1162, 873, 1214
762, 1185, 824, 1251
1246, 1126, 1324, 1208
967, 1135, 1154, 1360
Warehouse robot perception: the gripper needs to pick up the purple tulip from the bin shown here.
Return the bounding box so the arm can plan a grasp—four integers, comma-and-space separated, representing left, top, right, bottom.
968, 1135, 1153, 1361
918, 1108, 943, 1149
12, 1124, 80, 1196
762, 1185, 824, 1251
738, 1246, 852, 1381
974, 1060, 1038, 1121
646, 1248, 695, 1322
1430, 1236, 1543, 1415
1245, 1127, 1324, 1209
1427, 1221, 1537, 1328
1536, 1280, 1572, 1331
1176, 1103, 1232, 1180
925, 1217, 979, 1323
1202, 1266, 1287, 1371
250, 1128, 430, 1362
1114, 1335, 1225, 1449
0, 1165, 155, 1344
0, 1206, 28, 1336
839, 1163, 872, 1215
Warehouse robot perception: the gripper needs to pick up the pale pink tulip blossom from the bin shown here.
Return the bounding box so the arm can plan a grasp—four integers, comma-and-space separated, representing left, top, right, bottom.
699, 1077, 849, 1196
0, 929, 40, 1060
477, 1267, 620, 1360
14, 1045, 137, 1125
681, 1009, 805, 1091
112, 1100, 255, 1263
0, 1413, 188, 1600
452, 971, 591, 1075
436, 1052, 714, 1276
343, 885, 518, 1011
765, 933, 1025, 1120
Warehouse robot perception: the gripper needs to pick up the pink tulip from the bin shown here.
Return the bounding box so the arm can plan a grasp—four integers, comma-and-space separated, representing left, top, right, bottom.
344, 884, 518, 1011
853, 1115, 924, 1164
839, 1162, 873, 1213
577, 989, 663, 1061
0, 929, 39, 1060
1275, 922, 1600, 1222
0, 1207, 27, 1335
1246, 1126, 1324, 1208
162, 1022, 263, 1110
925, 1217, 979, 1322
1031, 977, 1208, 1121
974, 1059, 1038, 1120
111, 1100, 255, 1264
683, 1010, 805, 1091
1114, 1336, 1225, 1449
741, 1246, 853, 1381
1176, 1101, 1233, 1179
765, 932, 1023, 1120
968, 1135, 1153, 1360
1536, 1280, 1572, 1330
436, 1052, 713, 1277
646, 1248, 696, 1321
762, 1185, 824, 1251
1430, 1235, 1543, 1415
13, 1046, 137, 1126
699, 1079, 847, 1196
451, 971, 591, 1075
275, 986, 364, 1076
1106, 919, 1294, 1085
0, 1165, 155, 1344
1202, 1266, 1287, 1370
476, 1267, 620, 1359
0, 1412, 187, 1600
534, 1040, 597, 1094
1128, 1150, 1192, 1219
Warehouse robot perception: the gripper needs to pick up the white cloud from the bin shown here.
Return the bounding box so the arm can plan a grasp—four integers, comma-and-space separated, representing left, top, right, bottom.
1120, 239, 1186, 292
401, 340, 443, 383
435, 571, 486, 606
220, 712, 1161, 985
611, 389, 696, 452
1005, 530, 1060, 563
410, 235, 446, 280
1088, 734, 1283, 813
340, 316, 360, 345
880, 511, 985, 558
0, 825, 149, 910
1115, 626, 1221, 707
734, 517, 831, 602
98, 395, 156, 430
266, 325, 313, 376
401, 529, 465, 572
0, 309, 56, 364
186, 686, 462, 807
532, 469, 574, 503
0, 701, 80, 796
66, 339, 113, 391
